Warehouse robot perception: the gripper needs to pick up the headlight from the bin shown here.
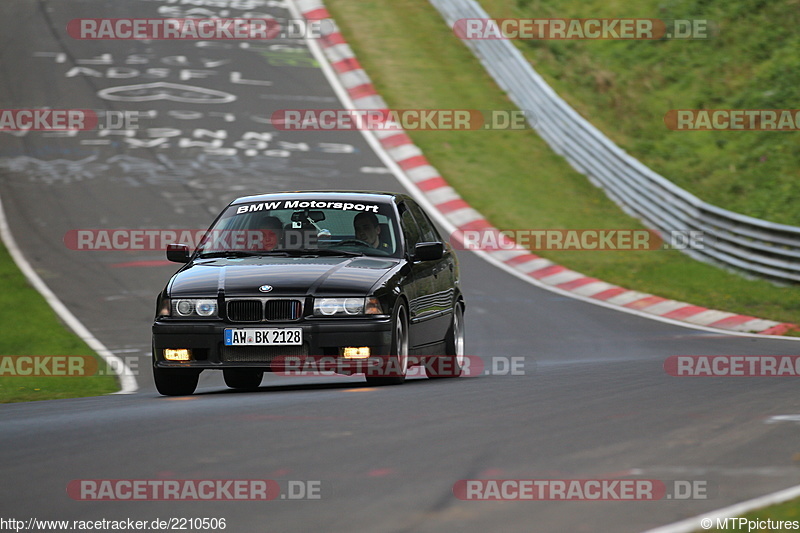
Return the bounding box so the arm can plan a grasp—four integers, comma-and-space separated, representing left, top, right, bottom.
313, 297, 382, 316
196, 300, 217, 316
343, 297, 365, 315
171, 299, 218, 318
176, 300, 194, 316
316, 298, 343, 316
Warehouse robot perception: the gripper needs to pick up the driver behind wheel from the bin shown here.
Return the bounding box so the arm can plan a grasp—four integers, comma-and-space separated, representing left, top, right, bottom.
354, 212, 389, 250
251, 215, 283, 251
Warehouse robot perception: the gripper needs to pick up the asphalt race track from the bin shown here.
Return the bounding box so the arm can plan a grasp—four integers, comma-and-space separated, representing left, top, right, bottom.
2, 1, 800, 532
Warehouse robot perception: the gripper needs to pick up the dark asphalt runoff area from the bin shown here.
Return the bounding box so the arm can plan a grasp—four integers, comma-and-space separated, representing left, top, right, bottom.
1, 1, 800, 532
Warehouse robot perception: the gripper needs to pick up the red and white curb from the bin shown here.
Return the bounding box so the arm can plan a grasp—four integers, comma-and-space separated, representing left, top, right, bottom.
293, 0, 796, 337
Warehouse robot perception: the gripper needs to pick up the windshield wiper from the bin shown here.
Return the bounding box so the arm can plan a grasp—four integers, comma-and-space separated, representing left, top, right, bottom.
197, 250, 290, 259
271, 248, 363, 257
197, 248, 364, 259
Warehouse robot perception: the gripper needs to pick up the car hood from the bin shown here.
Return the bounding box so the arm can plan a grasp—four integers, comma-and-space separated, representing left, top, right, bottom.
168, 256, 400, 297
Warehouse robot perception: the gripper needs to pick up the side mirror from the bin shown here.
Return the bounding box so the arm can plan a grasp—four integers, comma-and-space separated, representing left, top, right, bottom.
413, 242, 444, 262
167, 244, 190, 263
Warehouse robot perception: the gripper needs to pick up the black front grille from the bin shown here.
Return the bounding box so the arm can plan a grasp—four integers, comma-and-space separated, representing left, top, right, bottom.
220, 344, 308, 363
226, 299, 303, 322
265, 299, 303, 321
227, 300, 262, 322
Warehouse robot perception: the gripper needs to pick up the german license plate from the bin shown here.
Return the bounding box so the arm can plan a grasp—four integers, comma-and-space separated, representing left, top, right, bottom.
224, 328, 302, 346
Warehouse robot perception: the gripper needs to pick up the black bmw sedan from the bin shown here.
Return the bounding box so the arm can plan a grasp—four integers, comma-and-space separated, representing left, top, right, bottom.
152, 191, 465, 395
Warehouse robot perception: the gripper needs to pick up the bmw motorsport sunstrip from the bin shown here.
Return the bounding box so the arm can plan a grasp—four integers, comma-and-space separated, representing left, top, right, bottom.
151, 191, 465, 396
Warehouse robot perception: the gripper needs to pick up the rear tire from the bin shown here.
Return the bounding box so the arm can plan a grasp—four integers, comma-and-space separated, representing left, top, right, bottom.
153, 367, 199, 396
223, 368, 264, 390
426, 301, 465, 378
365, 302, 409, 386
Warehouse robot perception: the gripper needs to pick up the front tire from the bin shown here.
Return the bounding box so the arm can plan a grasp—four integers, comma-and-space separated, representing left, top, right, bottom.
153, 367, 199, 396
223, 368, 264, 390
426, 301, 465, 378
366, 302, 409, 386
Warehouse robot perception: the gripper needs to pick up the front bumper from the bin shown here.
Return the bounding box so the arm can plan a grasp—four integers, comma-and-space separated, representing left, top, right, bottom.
152, 317, 393, 374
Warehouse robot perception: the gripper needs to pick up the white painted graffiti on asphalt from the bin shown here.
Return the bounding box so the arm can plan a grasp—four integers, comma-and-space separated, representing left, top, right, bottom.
0, 154, 339, 186
135, 0, 286, 16
98, 82, 237, 103
80, 128, 356, 158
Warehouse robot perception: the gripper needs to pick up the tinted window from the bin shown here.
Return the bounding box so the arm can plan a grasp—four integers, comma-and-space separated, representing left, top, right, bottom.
200, 199, 401, 257
407, 201, 439, 243
400, 205, 422, 252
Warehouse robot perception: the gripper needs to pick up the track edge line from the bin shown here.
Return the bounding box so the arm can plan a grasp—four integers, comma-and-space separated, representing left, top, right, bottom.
0, 195, 138, 394
640, 483, 800, 533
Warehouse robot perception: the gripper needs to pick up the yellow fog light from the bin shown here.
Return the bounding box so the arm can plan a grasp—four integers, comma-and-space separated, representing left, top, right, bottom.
342, 347, 371, 359
164, 349, 191, 361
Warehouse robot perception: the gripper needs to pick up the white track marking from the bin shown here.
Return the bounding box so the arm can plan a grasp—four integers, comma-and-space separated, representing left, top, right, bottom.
0, 196, 137, 393
641, 483, 800, 532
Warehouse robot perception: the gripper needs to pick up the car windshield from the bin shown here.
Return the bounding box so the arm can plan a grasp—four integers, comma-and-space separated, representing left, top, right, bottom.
197, 198, 402, 258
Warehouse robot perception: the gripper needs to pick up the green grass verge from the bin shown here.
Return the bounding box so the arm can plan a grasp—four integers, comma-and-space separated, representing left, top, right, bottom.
702, 495, 800, 531
482, 0, 800, 226
324, 0, 800, 328
0, 241, 118, 403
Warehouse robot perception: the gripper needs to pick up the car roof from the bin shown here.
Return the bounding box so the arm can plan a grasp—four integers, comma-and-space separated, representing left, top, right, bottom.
230, 190, 411, 206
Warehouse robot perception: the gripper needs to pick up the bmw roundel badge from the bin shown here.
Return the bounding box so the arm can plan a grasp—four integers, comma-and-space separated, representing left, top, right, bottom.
259, 285, 273, 293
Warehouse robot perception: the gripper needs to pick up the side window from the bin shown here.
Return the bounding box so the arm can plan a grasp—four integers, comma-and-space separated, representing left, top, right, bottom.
408, 201, 439, 243
399, 204, 422, 252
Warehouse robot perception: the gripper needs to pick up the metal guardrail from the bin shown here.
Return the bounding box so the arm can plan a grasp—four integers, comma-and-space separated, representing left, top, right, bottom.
430, 0, 800, 283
